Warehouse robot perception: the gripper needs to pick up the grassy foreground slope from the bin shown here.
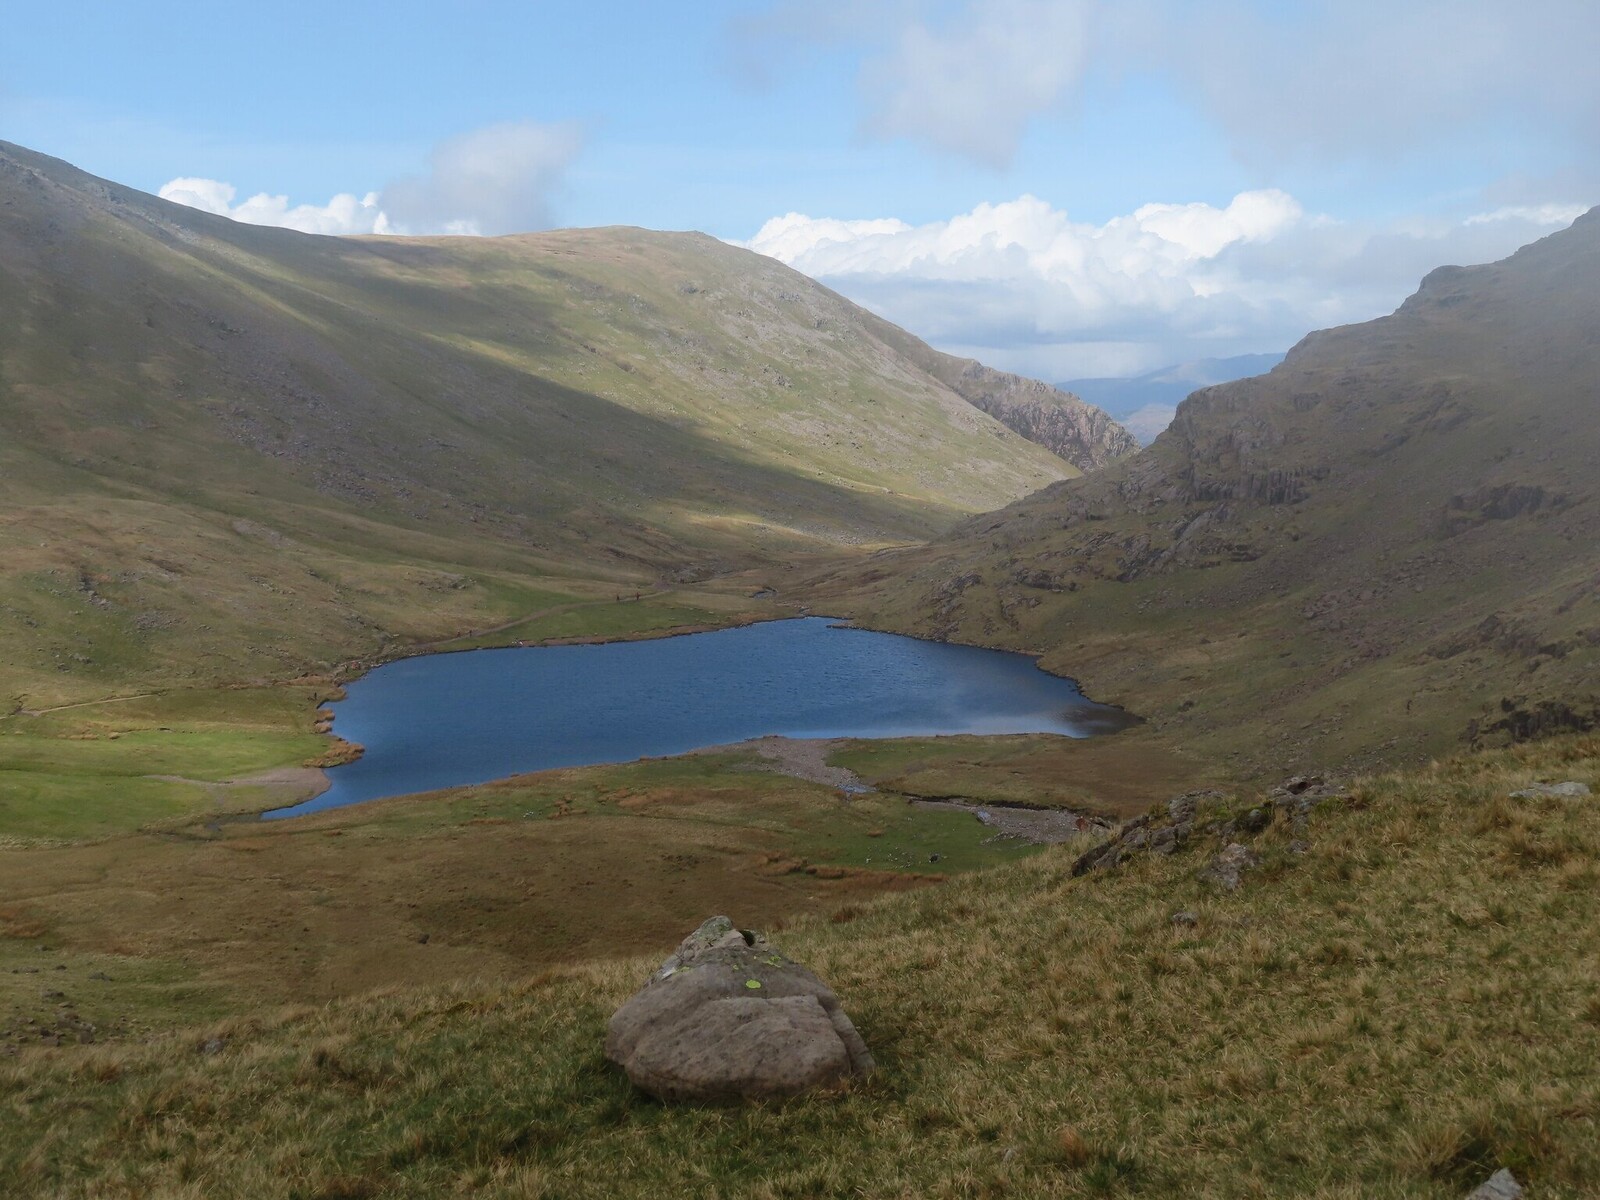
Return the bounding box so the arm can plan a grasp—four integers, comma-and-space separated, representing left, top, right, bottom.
0, 141, 1083, 711
0, 731, 1200, 1021
828, 210, 1600, 777
3, 734, 1596, 1198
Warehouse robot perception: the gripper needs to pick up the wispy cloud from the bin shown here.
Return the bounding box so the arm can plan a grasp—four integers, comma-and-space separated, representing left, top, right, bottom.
859, 0, 1096, 168
737, 0, 1600, 175
158, 120, 585, 237
380, 121, 584, 236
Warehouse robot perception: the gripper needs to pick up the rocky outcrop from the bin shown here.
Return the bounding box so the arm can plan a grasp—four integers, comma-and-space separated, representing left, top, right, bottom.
1509, 780, 1591, 799
605, 916, 874, 1103
943, 361, 1138, 471
1070, 776, 1344, 880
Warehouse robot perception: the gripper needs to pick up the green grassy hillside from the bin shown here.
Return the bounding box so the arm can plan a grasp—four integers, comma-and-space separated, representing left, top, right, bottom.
828, 210, 1600, 778
0, 141, 1083, 711
0, 141, 1114, 826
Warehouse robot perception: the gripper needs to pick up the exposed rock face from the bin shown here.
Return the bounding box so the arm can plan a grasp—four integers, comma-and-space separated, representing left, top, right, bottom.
941, 361, 1139, 471
1466, 1168, 1523, 1199
1509, 780, 1591, 799
1071, 778, 1339, 880
1200, 843, 1261, 891
605, 916, 874, 1103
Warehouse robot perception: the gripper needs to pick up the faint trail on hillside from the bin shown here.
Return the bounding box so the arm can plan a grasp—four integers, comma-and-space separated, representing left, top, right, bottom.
408, 589, 672, 653
16, 692, 162, 717
701, 736, 874, 794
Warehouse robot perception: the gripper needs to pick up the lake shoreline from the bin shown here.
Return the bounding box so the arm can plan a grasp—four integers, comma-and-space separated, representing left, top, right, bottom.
272, 618, 1130, 819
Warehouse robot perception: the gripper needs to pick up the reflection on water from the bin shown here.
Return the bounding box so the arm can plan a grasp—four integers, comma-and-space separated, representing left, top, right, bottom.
265, 617, 1131, 818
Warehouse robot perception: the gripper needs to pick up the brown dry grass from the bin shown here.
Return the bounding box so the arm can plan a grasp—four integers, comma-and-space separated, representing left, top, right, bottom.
2, 735, 1597, 1197
0, 736, 1174, 1022
833, 729, 1211, 818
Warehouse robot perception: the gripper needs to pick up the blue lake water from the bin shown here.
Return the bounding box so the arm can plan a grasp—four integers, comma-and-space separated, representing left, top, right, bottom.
264, 617, 1130, 818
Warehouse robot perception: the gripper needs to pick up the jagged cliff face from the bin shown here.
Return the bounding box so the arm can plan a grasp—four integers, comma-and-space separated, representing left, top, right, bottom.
834, 210, 1600, 775
933, 361, 1139, 471
843, 316, 1138, 472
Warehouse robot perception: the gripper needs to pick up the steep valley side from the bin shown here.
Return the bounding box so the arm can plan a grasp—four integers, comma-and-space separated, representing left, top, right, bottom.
820, 209, 1600, 777
0, 141, 1134, 709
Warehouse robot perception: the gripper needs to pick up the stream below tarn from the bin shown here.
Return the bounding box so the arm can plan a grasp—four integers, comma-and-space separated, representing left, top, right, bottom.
264, 617, 1132, 818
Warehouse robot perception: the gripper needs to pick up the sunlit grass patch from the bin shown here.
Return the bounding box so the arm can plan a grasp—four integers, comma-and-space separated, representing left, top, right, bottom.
0, 687, 332, 841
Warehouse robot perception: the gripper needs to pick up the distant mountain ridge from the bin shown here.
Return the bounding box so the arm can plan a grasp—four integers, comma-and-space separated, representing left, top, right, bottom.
839, 211, 1600, 773
1061, 353, 1286, 443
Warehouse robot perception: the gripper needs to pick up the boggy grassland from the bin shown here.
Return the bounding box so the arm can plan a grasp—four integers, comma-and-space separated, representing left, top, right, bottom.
0, 697, 1202, 1033
3, 733, 1597, 1198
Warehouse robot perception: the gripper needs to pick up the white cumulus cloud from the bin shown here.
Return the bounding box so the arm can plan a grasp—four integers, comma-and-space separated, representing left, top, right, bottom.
158, 177, 391, 235
158, 120, 584, 238
741, 192, 1586, 379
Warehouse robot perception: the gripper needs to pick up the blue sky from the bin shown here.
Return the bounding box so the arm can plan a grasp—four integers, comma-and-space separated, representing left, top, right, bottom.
7, 1, 1595, 381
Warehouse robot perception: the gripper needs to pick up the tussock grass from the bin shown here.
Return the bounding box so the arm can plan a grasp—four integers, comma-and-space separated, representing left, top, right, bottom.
3, 736, 1598, 1196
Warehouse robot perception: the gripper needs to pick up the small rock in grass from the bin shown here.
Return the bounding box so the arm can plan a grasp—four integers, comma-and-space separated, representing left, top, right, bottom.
1465, 1168, 1523, 1199
1278, 775, 1323, 795
1171, 911, 1198, 927
1166, 789, 1222, 824
1200, 843, 1261, 891
199, 1037, 226, 1056
1238, 806, 1271, 834
1510, 780, 1591, 799
1149, 826, 1188, 855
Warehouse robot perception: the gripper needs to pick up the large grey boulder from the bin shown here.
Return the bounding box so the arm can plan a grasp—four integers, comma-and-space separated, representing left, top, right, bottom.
605, 916, 874, 1103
